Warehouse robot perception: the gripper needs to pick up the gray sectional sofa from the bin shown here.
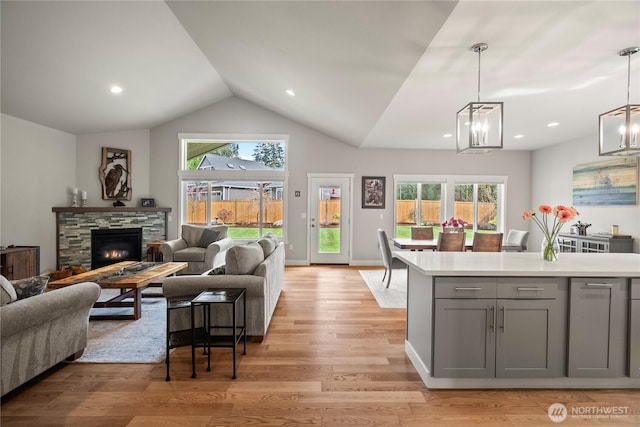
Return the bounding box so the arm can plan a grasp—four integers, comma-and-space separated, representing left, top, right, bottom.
1, 280, 100, 396
163, 238, 285, 341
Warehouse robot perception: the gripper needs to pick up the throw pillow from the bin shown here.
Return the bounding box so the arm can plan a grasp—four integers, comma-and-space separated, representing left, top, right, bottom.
11, 275, 49, 300
198, 229, 220, 248
0, 274, 17, 305
257, 237, 276, 258
208, 265, 226, 275
225, 242, 264, 275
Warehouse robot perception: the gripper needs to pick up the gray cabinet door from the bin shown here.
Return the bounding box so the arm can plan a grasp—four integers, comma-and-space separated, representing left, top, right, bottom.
631, 300, 640, 378
433, 299, 495, 378
630, 280, 640, 378
495, 299, 563, 378
568, 278, 628, 377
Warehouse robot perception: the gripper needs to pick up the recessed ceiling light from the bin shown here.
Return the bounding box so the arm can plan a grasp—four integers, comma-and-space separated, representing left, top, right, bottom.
110, 85, 123, 94
514, 134, 524, 139
547, 122, 559, 127
285, 89, 296, 97
443, 133, 453, 138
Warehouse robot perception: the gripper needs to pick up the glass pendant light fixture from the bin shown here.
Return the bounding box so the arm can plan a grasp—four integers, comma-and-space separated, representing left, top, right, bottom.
456, 43, 503, 154
599, 47, 640, 156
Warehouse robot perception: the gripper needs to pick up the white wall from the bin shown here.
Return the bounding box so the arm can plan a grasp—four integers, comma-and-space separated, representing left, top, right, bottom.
151, 96, 532, 264
77, 129, 151, 206
532, 137, 640, 253
1, 114, 76, 272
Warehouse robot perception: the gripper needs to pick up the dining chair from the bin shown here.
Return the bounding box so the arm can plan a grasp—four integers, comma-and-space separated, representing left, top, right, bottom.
472, 232, 503, 252
504, 229, 529, 252
411, 226, 434, 240
436, 232, 466, 252
377, 229, 396, 288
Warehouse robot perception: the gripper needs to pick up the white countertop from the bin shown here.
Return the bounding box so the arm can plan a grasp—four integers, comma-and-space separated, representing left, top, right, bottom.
394, 251, 640, 277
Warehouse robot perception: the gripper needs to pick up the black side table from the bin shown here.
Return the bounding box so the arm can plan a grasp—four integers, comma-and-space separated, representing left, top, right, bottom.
165, 295, 204, 381
190, 288, 247, 379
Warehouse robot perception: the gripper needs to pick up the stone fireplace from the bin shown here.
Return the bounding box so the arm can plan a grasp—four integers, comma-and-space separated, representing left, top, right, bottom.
53, 207, 170, 270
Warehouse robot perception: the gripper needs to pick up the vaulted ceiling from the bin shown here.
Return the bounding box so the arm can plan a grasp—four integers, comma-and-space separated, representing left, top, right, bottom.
2, 1, 639, 151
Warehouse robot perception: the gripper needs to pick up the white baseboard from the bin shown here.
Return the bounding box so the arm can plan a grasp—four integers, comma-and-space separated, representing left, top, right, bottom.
285, 260, 309, 266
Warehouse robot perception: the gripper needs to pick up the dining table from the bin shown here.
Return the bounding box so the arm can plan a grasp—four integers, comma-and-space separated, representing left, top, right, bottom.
392, 237, 522, 252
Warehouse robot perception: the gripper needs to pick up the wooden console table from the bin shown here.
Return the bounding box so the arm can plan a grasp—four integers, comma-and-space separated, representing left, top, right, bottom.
0, 246, 40, 280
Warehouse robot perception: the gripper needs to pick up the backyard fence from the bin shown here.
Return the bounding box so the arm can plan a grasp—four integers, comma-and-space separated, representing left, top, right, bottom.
187, 199, 495, 226
396, 200, 496, 225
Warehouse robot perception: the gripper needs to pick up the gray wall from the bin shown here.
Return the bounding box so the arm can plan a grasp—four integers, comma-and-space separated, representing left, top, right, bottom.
6, 95, 635, 271
1, 115, 153, 272
532, 136, 640, 253
150, 96, 532, 264
76, 130, 151, 207
1, 114, 76, 272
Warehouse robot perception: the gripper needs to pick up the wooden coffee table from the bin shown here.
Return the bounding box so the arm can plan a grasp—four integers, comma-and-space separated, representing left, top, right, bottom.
48, 261, 187, 320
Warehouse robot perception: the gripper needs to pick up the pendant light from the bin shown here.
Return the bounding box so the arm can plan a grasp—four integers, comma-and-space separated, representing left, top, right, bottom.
456, 43, 503, 154
599, 47, 640, 156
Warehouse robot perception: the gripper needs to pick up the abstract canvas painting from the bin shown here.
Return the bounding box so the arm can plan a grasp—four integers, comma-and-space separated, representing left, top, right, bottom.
573, 157, 638, 205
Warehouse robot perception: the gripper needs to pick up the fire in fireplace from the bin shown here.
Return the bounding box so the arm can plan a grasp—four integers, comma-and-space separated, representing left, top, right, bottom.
91, 228, 143, 269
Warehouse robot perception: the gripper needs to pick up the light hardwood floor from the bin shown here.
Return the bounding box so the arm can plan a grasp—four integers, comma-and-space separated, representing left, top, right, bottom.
1, 266, 638, 426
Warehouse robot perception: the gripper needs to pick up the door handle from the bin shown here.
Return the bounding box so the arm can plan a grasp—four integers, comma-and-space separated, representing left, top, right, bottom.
500, 306, 506, 332
517, 287, 544, 292
489, 306, 495, 330
454, 287, 482, 291
586, 283, 614, 288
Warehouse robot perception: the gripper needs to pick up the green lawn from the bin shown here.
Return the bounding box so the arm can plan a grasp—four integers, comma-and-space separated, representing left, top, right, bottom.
319, 227, 340, 253
226, 226, 283, 239
227, 225, 340, 253
225, 224, 495, 252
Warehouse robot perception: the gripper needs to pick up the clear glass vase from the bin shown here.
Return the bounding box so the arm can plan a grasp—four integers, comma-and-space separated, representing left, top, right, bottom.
444, 227, 464, 234
541, 237, 560, 261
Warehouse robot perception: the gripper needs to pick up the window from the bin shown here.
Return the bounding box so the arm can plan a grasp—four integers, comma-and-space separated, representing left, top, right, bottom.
179, 134, 288, 240
454, 183, 500, 234
395, 182, 443, 238
394, 175, 506, 238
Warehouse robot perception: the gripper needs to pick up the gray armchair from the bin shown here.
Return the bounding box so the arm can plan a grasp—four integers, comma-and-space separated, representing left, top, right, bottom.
160, 224, 234, 275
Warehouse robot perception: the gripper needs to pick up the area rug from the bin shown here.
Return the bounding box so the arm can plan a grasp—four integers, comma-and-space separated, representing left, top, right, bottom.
359, 269, 407, 309
75, 289, 166, 363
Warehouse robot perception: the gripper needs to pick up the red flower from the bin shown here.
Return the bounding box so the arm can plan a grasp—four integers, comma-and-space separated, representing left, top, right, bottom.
538, 205, 552, 214
524, 204, 580, 246
557, 209, 574, 223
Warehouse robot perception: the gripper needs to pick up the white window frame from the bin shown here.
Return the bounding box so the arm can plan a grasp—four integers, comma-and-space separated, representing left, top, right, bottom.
178, 133, 289, 242
393, 174, 507, 236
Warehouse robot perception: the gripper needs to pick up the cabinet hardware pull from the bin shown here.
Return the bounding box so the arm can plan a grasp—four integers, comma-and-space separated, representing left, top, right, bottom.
500, 306, 506, 332
489, 306, 495, 330
517, 287, 544, 291
586, 283, 614, 288
454, 287, 482, 291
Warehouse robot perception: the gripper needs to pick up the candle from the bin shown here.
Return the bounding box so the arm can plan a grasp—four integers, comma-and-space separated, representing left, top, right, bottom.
72, 187, 78, 195
81, 191, 87, 199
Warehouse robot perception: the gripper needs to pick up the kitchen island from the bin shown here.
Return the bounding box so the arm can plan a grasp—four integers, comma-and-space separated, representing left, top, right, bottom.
394, 251, 640, 389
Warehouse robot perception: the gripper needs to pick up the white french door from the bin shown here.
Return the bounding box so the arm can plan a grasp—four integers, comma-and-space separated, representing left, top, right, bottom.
308, 175, 351, 264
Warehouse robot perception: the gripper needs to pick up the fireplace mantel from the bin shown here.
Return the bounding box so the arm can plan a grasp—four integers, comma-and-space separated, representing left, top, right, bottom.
53, 207, 171, 269
52, 207, 171, 213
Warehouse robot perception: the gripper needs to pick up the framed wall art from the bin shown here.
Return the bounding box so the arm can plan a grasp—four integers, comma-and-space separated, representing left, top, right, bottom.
572, 157, 638, 205
362, 176, 385, 209
99, 147, 132, 201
